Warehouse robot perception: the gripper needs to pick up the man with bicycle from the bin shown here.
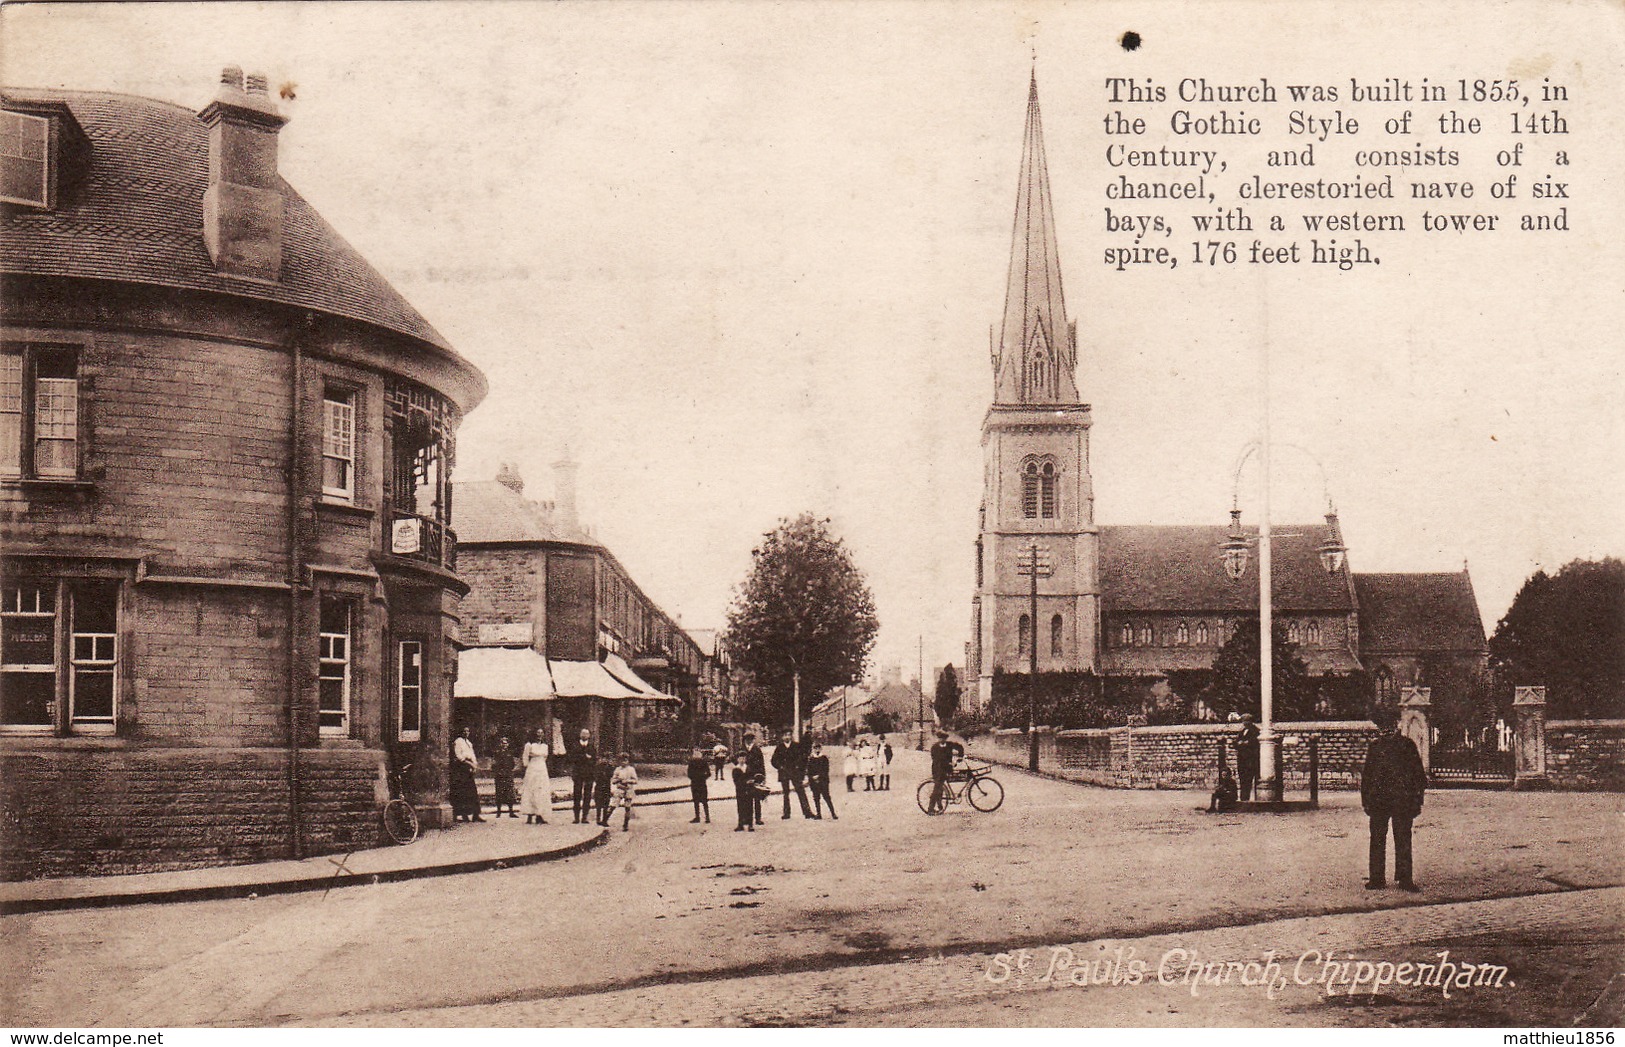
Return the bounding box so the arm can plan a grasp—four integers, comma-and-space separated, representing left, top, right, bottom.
928, 729, 964, 813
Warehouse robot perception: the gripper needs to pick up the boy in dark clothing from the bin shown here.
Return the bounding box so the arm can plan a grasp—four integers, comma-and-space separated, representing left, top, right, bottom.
1205, 768, 1238, 813
742, 733, 767, 825
490, 736, 518, 818
593, 755, 615, 827
687, 747, 711, 823
806, 742, 837, 820
731, 754, 757, 832
928, 730, 964, 813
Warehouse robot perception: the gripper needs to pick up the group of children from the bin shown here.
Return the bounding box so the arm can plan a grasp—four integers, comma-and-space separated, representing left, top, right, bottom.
841, 737, 893, 791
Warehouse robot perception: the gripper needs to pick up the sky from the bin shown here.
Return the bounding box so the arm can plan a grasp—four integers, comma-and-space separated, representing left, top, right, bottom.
5, 1, 1622, 680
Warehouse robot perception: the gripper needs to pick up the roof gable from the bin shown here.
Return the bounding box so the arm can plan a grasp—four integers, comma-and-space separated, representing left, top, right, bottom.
1354, 572, 1486, 652
452, 481, 591, 546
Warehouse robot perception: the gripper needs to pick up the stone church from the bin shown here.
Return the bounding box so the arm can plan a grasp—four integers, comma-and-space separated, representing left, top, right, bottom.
965, 76, 1485, 715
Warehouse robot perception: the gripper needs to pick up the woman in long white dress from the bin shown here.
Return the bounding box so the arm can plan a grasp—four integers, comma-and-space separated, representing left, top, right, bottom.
520, 726, 552, 824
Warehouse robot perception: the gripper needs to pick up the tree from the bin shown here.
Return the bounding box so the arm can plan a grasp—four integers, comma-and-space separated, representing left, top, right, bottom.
1489, 558, 1625, 719
933, 664, 961, 723
723, 513, 880, 729
862, 710, 897, 735
1202, 619, 1316, 721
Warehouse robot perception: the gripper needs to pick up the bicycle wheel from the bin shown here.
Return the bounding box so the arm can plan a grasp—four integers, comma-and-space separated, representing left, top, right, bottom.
916, 780, 945, 815
967, 776, 1004, 813
383, 798, 420, 844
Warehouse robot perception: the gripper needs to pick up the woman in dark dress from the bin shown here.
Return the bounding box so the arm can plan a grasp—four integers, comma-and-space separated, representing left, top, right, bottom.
449, 726, 483, 823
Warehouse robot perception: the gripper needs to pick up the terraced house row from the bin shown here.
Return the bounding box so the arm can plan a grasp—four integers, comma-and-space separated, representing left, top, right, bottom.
0, 69, 487, 878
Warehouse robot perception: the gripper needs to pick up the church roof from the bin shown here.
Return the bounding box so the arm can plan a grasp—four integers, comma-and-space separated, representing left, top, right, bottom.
452, 480, 592, 546
1354, 572, 1485, 652
0, 89, 474, 376
1099, 524, 1358, 614
993, 74, 1079, 406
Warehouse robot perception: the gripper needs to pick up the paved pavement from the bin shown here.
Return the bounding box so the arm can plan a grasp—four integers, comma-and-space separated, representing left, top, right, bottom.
4, 748, 1619, 1027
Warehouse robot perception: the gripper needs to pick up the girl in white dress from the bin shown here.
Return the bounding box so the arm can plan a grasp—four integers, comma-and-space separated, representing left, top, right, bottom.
857, 740, 877, 790
520, 726, 552, 824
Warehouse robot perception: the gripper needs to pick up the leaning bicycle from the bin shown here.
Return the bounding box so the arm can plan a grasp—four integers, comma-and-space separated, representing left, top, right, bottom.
382, 760, 420, 845
917, 760, 1004, 815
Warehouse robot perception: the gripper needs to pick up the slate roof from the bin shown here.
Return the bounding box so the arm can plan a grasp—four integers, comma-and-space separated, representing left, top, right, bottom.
1098, 524, 1357, 614
1354, 572, 1486, 652
452, 480, 591, 546
1, 88, 467, 364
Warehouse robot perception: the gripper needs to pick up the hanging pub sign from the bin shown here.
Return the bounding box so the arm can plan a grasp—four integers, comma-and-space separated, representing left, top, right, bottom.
391, 516, 422, 555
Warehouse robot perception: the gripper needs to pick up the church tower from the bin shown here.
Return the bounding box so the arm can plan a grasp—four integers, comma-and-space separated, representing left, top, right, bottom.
969, 74, 1099, 710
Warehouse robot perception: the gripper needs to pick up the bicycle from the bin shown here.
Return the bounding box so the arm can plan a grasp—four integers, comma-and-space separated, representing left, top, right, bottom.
917, 760, 1004, 815
382, 760, 420, 845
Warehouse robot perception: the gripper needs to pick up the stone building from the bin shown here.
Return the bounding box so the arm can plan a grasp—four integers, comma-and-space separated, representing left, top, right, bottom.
0, 71, 485, 878
452, 461, 708, 760
965, 76, 1484, 714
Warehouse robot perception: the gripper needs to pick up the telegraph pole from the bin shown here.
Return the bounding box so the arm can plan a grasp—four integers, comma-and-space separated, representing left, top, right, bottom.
1018, 541, 1051, 772
917, 634, 925, 750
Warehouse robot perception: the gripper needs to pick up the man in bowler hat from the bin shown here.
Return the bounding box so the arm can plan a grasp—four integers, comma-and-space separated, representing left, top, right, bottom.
1360, 706, 1428, 891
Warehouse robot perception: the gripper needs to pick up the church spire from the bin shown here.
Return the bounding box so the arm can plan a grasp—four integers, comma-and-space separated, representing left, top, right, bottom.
994, 73, 1080, 405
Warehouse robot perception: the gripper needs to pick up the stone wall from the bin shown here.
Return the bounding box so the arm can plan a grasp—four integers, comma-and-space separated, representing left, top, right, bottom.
966, 721, 1380, 791
1545, 719, 1625, 791
0, 745, 385, 880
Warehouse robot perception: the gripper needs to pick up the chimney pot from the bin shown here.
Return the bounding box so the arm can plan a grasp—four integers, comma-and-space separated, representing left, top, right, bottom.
245, 73, 269, 95
496, 462, 525, 494
221, 66, 244, 89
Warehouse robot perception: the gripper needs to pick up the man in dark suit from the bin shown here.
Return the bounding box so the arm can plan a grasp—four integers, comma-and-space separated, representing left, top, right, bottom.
1361, 707, 1428, 891
771, 730, 816, 820
568, 728, 596, 824
1234, 713, 1260, 802
742, 733, 767, 825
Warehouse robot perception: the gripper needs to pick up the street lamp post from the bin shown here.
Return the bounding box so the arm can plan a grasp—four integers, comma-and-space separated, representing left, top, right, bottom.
1223, 446, 1347, 805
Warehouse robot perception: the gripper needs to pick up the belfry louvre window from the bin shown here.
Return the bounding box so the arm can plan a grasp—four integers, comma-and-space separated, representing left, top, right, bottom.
318, 596, 353, 735
322, 388, 356, 501
1022, 462, 1039, 518
1039, 462, 1056, 518
0, 111, 49, 208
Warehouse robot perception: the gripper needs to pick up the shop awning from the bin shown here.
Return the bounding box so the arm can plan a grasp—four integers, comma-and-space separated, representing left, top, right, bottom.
456, 647, 556, 702
603, 651, 683, 704
547, 659, 643, 700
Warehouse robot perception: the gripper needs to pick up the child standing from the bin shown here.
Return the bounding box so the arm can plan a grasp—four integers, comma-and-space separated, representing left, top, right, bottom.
806, 742, 837, 820
712, 742, 729, 781
731, 753, 757, 832
593, 754, 615, 827
490, 735, 519, 818
611, 752, 638, 831
858, 740, 877, 791
687, 747, 712, 823
879, 736, 893, 791
843, 747, 859, 792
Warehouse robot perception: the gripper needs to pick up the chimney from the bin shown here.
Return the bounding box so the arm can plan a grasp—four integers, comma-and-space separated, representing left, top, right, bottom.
495, 462, 524, 494
198, 66, 287, 281
552, 448, 580, 534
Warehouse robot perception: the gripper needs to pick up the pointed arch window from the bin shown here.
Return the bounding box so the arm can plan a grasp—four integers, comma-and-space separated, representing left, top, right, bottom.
1196, 621, 1210, 645
1376, 666, 1396, 703
1138, 623, 1153, 646
1176, 621, 1190, 645
1119, 622, 1132, 647
1307, 620, 1321, 644
1050, 614, 1063, 658
1022, 461, 1039, 518
1040, 461, 1056, 518
1017, 614, 1031, 656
